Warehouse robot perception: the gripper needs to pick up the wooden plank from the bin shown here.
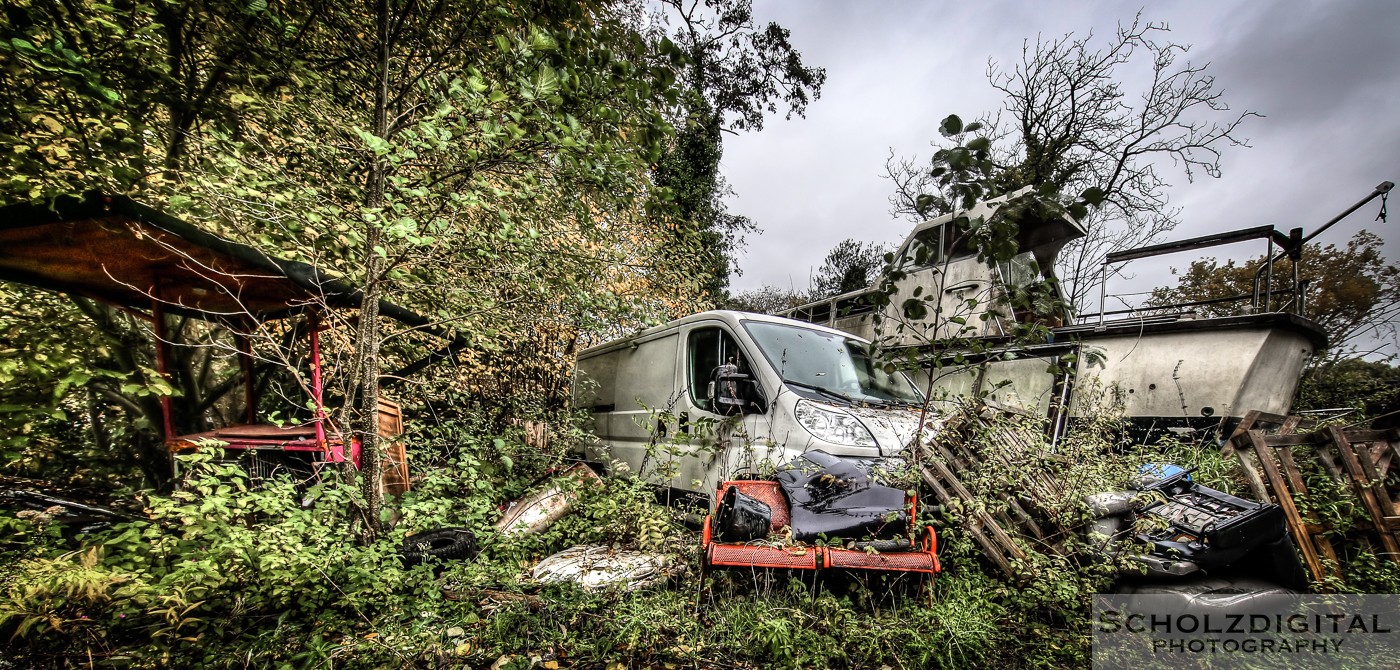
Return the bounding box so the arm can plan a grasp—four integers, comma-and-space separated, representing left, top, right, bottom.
1269, 439, 1345, 582
1328, 427, 1400, 559
1221, 410, 1263, 457
1247, 430, 1327, 583
1232, 410, 1265, 434
1374, 444, 1393, 479
933, 440, 1049, 540
1350, 440, 1394, 516
1274, 445, 1310, 501
1280, 415, 1303, 436
1314, 534, 1344, 580
1230, 410, 1293, 438
1226, 411, 1299, 458
376, 397, 403, 437
1315, 445, 1347, 484
1341, 429, 1400, 443
1229, 433, 1273, 502
937, 440, 980, 480
1002, 497, 1047, 540
1256, 433, 1321, 447
923, 459, 1027, 561
919, 467, 1014, 577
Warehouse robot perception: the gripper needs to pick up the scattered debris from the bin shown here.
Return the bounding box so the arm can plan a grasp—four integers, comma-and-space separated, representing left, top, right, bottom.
532, 544, 681, 591
771, 450, 910, 543
0, 480, 138, 541
469, 589, 545, 610
1115, 576, 1300, 614
916, 404, 1304, 588
487, 653, 561, 670
916, 405, 1073, 580
400, 527, 478, 566
703, 451, 939, 575
1086, 466, 1308, 590
494, 463, 602, 536
511, 419, 553, 451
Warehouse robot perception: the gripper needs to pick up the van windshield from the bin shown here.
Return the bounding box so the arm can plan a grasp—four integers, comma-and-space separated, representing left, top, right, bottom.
743, 321, 923, 406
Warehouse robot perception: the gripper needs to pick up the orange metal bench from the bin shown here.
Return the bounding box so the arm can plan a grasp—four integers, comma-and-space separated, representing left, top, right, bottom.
701, 480, 940, 575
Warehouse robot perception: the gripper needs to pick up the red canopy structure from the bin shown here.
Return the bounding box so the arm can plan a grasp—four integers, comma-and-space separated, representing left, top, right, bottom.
0, 193, 452, 489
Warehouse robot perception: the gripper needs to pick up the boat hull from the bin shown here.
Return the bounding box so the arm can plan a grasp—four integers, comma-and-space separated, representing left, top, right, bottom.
907, 312, 1327, 438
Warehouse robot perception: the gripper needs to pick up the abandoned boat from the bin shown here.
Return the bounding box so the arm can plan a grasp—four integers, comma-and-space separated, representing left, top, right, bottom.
783, 182, 1392, 440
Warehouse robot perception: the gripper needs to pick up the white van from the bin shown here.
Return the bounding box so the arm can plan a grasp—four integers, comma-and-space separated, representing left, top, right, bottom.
571, 311, 928, 494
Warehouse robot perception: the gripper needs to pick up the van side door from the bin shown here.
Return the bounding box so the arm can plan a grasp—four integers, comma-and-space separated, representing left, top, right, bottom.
647, 322, 776, 492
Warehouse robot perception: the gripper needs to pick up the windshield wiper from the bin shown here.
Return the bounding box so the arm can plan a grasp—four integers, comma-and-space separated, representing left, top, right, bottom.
782, 379, 857, 404
782, 379, 893, 407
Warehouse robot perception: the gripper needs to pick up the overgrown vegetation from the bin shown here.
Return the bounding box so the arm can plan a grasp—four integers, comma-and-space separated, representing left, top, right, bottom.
3, 3, 1397, 668
0, 413, 1028, 667
9, 390, 1391, 669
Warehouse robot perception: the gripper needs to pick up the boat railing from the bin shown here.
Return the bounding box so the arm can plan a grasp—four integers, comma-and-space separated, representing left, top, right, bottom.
1083, 181, 1393, 328
777, 286, 879, 329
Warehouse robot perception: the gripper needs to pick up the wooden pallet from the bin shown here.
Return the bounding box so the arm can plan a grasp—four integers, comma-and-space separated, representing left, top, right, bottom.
918, 406, 1073, 580
1225, 417, 1400, 586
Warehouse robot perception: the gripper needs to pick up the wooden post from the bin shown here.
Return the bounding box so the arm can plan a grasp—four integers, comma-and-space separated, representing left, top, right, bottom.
919, 469, 1014, 578
308, 310, 330, 459
236, 331, 256, 425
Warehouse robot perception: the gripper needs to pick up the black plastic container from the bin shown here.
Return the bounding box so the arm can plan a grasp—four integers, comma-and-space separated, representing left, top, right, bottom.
714, 485, 772, 542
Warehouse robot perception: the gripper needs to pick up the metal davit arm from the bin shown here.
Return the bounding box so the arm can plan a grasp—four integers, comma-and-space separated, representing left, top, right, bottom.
1250, 180, 1394, 316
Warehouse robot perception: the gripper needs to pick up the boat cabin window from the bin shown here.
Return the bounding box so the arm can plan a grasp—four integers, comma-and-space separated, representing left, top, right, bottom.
997, 252, 1041, 290
899, 223, 977, 269
687, 327, 747, 412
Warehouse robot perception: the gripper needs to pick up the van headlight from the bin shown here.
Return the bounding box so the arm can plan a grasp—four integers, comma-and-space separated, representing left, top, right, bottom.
795, 400, 876, 447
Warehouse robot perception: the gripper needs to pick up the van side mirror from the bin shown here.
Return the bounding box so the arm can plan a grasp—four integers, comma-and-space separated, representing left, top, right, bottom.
713, 371, 767, 416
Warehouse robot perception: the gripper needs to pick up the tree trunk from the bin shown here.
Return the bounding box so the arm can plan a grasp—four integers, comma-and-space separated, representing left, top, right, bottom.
353, 0, 393, 541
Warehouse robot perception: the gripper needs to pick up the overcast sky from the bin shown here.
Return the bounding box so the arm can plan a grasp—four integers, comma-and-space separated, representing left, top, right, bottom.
722, 0, 1400, 310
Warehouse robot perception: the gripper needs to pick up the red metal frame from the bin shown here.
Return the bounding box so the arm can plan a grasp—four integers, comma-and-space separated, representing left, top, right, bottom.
149, 291, 177, 441
158, 306, 358, 469
701, 480, 940, 575
0, 194, 397, 478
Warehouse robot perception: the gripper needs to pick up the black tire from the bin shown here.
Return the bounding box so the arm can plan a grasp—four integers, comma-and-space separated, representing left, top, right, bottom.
399, 527, 477, 566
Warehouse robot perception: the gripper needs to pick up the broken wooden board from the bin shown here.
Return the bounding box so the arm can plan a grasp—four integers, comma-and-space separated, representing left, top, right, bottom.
1226, 422, 1400, 587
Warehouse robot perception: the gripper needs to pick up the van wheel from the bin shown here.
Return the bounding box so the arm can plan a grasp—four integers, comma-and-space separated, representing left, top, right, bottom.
399, 527, 477, 566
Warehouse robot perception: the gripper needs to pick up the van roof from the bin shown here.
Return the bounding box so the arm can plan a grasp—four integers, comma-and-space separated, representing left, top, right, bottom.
577, 310, 870, 358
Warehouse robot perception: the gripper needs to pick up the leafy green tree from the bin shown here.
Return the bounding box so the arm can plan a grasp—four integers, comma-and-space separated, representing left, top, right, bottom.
0, 0, 353, 487
812, 239, 891, 299
172, 0, 698, 532
1148, 230, 1400, 364
0, 0, 706, 500
648, 0, 825, 303
1295, 358, 1400, 427
725, 284, 812, 314
651, 106, 751, 306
